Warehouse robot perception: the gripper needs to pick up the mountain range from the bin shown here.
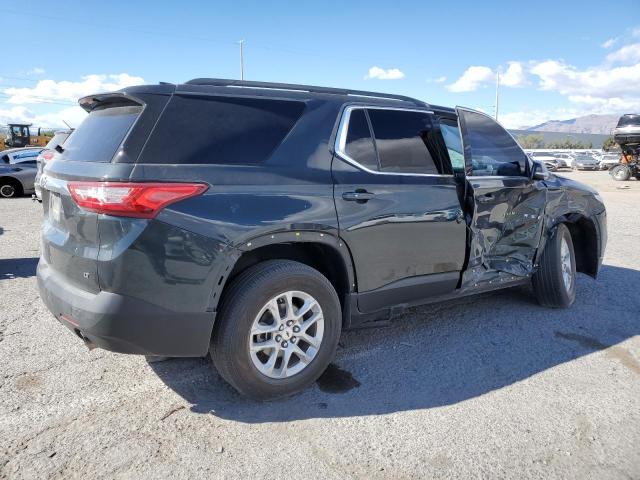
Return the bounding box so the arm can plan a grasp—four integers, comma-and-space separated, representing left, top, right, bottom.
525, 114, 621, 135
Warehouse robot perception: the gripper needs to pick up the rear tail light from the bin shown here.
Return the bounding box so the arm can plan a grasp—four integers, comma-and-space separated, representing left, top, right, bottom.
68, 182, 208, 218
41, 151, 55, 162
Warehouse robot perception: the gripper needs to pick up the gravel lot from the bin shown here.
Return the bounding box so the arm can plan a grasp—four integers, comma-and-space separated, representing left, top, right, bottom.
1, 170, 639, 479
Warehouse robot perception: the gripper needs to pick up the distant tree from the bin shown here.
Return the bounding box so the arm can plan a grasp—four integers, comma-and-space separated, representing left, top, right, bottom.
602, 136, 616, 151
517, 134, 545, 149
546, 138, 589, 149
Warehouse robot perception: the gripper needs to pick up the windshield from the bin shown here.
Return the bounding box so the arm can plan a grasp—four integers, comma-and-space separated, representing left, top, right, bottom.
10, 125, 29, 137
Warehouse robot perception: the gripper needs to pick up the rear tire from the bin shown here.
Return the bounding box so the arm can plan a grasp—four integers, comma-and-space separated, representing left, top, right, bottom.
210, 260, 342, 400
610, 164, 630, 181
532, 224, 576, 308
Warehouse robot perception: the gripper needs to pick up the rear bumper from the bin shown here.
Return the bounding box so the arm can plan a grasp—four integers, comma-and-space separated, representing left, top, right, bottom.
613, 131, 640, 145
37, 258, 215, 356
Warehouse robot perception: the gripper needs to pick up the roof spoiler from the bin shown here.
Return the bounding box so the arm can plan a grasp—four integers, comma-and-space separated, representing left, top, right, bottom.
78, 92, 144, 112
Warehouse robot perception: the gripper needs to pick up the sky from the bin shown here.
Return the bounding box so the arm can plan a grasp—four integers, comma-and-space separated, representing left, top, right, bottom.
1, 0, 639, 129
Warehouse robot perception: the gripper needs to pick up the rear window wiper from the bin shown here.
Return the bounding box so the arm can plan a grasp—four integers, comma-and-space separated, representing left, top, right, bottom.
55, 145, 65, 154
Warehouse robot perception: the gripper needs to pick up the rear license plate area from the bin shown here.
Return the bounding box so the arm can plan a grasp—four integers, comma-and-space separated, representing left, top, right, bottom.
49, 192, 63, 226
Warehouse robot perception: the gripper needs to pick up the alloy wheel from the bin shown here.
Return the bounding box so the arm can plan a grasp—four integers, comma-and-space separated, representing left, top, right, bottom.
0, 184, 15, 198
249, 290, 324, 379
560, 237, 573, 292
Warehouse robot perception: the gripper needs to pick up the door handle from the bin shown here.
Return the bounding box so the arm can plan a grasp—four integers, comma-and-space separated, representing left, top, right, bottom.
342, 190, 375, 202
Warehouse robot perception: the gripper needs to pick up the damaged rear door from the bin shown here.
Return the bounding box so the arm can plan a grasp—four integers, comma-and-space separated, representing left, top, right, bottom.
456, 107, 546, 287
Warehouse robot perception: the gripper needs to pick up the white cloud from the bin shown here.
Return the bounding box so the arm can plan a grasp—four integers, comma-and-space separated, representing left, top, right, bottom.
427, 75, 447, 83
364, 66, 405, 80
567, 94, 640, 112
27, 67, 46, 75
447, 62, 528, 92
530, 59, 640, 98
605, 43, 640, 64
500, 62, 527, 87
601, 38, 617, 49
500, 57, 640, 129
446, 66, 494, 92
0, 105, 87, 128
3, 73, 145, 105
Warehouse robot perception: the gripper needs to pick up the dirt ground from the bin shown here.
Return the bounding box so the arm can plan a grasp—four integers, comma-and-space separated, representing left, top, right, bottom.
1, 170, 639, 479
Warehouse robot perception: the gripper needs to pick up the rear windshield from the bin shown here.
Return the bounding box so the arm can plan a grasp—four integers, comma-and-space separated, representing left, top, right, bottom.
617, 115, 640, 127
58, 106, 142, 162
138, 95, 306, 165
45, 132, 70, 150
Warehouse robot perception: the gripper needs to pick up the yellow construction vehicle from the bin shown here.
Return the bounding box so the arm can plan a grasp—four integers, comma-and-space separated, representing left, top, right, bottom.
3, 123, 52, 149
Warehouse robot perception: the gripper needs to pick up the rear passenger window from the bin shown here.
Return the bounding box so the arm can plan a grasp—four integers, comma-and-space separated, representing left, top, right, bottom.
344, 109, 378, 170
139, 95, 306, 165
458, 109, 527, 176
367, 109, 439, 174
439, 118, 465, 172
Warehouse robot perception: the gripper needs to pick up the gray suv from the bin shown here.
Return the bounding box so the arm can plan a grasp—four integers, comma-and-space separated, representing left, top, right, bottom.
0, 148, 42, 197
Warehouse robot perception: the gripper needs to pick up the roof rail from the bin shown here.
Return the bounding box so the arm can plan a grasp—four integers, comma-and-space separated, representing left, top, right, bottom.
184, 78, 427, 107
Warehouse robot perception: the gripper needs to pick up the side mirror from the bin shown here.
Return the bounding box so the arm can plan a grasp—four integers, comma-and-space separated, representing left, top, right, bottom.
530, 160, 550, 180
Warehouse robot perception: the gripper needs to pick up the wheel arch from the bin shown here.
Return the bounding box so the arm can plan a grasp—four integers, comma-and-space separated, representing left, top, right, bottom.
211, 231, 357, 327
543, 213, 600, 278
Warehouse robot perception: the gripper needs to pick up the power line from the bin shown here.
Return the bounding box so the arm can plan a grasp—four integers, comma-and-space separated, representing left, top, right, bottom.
0, 76, 40, 84
0, 93, 78, 107
0, 8, 412, 66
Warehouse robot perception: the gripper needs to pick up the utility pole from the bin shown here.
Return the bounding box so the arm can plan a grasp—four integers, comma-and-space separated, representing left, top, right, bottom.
238, 40, 245, 80
494, 68, 500, 121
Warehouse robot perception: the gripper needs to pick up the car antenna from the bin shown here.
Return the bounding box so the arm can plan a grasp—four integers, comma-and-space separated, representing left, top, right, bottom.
62, 120, 73, 129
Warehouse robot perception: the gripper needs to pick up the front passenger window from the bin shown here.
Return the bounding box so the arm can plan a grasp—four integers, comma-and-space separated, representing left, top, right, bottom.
459, 109, 527, 176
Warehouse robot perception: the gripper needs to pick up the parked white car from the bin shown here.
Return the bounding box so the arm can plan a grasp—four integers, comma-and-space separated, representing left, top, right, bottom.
529, 151, 575, 170
599, 153, 620, 170
550, 152, 576, 169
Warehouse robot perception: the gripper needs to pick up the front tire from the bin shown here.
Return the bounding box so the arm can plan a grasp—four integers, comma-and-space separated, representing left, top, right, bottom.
210, 260, 342, 400
532, 224, 576, 308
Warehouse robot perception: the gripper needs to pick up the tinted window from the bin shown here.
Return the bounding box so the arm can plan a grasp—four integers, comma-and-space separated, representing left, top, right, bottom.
617, 114, 640, 127
59, 106, 141, 162
367, 109, 439, 174
45, 132, 70, 150
139, 95, 306, 164
439, 118, 465, 172
460, 110, 527, 176
344, 109, 378, 170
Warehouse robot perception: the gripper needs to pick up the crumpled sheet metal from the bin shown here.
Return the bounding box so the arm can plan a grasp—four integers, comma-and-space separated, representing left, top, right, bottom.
460, 175, 602, 290
461, 181, 547, 289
